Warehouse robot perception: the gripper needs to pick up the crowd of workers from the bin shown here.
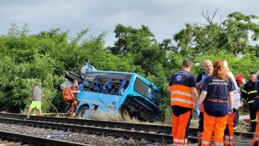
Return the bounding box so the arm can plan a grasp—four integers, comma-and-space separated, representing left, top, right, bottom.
169, 59, 259, 146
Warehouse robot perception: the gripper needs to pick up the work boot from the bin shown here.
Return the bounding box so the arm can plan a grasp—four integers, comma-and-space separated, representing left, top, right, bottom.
252, 140, 258, 146
69, 112, 76, 118
198, 141, 201, 146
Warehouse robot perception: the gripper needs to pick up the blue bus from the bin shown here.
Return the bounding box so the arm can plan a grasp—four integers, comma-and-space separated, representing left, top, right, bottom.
62, 63, 161, 121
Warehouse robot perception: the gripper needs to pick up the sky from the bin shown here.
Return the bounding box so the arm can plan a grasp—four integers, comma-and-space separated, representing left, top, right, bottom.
1, 0, 259, 46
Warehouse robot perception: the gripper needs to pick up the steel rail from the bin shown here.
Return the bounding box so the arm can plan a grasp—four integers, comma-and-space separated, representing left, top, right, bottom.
0, 113, 254, 139
0, 130, 88, 146
0, 113, 253, 145
0, 113, 172, 134
0, 117, 175, 143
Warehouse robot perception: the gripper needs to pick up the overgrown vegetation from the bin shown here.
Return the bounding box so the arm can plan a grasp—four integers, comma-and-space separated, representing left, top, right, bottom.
0, 12, 258, 122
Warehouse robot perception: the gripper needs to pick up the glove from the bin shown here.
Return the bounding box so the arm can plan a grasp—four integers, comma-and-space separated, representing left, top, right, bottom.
201, 74, 207, 83
196, 103, 201, 109
228, 106, 233, 114
195, 108, 200, 117
195, 103, 201, 117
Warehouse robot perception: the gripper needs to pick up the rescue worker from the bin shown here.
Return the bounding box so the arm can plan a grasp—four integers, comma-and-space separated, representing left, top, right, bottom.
197, 60, 235, 146
169, 59, 198, 146
223, 60, 242, 146
242, 72, 257, 132
70, 79, 80, 117
252, 78, 259, 146
233, 74, 246, 130
196, 59, 213, 144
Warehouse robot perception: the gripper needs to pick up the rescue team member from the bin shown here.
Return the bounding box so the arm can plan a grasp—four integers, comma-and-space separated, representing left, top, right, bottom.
252, 79, 259, 146
27, 82, 44, 118
242, 72, 257, 132
70, 80, 80, 117
223, 60, 242, 146
234, 74, 246, 129
197, 60, 235, 146
196, 59, 213, 143
169, 59, 198, 146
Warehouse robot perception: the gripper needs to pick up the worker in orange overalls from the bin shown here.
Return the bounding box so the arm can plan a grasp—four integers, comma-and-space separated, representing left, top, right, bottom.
70, 80, 80, 117
169, 59, 198, 146
196, 59, 213, 144
252, 76, 259, 146
197, 60, 235, 146
223, 61, 243, 146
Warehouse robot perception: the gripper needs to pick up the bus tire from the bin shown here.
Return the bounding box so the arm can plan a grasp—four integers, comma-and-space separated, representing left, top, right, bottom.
77, 106, 89, 119
120, 106, 130, 119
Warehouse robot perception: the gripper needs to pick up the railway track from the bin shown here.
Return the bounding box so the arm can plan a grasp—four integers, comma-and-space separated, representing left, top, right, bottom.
0, 113, 253, 145
0, 130, 88, 146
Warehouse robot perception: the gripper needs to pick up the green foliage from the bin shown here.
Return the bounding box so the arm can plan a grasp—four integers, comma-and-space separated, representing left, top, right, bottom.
108, 24, 166, 76
0, 12, 258, 123
0, 24, 139, 113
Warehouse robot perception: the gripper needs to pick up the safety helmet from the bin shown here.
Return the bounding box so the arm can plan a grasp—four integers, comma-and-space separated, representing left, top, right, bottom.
235, 74, 245, 86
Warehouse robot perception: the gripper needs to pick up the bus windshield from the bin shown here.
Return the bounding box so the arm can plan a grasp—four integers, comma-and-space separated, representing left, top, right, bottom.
134, 77, 160, 104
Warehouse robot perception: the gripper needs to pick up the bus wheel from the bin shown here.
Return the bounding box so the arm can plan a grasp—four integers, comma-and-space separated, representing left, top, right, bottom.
120, 107, 131, 120
77, 106, 89, 119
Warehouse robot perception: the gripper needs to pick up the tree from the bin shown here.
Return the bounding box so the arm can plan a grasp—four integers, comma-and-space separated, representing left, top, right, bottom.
173, 12, 259, 57
0, 24, 137, 113
108, 24, 167, 76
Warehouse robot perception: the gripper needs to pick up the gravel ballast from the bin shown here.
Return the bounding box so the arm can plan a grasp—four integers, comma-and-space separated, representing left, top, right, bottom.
0, 123, 162, 145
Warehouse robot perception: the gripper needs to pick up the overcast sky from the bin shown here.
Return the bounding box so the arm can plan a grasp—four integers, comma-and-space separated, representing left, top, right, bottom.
1, 0, 259, 46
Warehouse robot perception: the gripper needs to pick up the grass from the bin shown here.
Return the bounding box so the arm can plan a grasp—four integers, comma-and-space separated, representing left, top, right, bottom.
87, 110, 141, 123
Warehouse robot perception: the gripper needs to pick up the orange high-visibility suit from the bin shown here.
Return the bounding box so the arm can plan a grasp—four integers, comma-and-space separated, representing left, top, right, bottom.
197, 104, 204, 142
224, 112, 235, 146
252, 81, 259, 146
70, 84, 80, 118
169, 70, 196, 146
196, 72, 206, 142
224, 71, 242, 146
199, 75, 235, 146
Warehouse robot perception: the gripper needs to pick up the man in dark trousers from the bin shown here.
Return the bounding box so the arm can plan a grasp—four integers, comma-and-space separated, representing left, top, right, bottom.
242, 72, 257, 132
196, 59, 213, 143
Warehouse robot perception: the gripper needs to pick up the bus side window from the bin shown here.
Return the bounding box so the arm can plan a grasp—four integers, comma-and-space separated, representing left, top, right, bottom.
118, 79, 129, 96
83, 80, 91, 90
108, 85, 116, 95
101, 80, 112, 94
88, 77, 101, 92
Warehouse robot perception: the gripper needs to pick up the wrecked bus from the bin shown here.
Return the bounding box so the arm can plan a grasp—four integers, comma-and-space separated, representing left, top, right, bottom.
62, 63, 161, 121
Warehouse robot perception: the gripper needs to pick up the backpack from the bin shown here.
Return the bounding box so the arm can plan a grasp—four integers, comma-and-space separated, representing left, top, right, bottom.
63, 87, 74, 101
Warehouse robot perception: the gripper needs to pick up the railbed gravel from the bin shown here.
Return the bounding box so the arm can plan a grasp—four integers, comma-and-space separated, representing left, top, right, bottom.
0, 123, 162, 146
